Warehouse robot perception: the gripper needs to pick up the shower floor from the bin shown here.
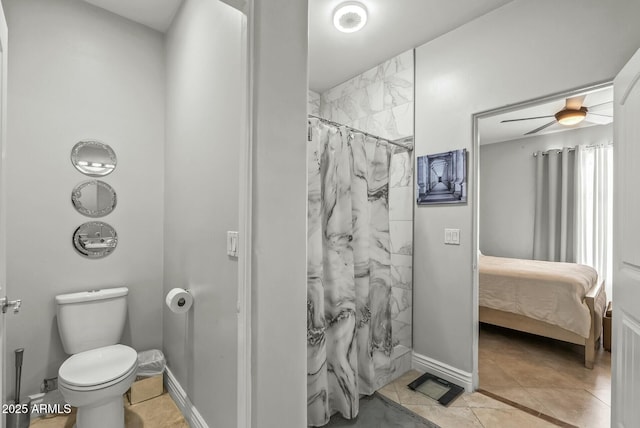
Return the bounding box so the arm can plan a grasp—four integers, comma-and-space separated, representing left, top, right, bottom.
29, 393, 188, 428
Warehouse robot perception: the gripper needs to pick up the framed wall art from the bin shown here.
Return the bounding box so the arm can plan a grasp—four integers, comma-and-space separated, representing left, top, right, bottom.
417, 149, 467, 205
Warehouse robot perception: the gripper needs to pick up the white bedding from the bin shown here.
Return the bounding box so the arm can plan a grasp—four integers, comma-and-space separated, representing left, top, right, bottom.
479, 254, 605, 339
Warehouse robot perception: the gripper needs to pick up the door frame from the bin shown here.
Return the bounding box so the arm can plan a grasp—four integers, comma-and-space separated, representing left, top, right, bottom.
0, 2, 8, 426
469, 80, 613, 390
237, 1, 253, 428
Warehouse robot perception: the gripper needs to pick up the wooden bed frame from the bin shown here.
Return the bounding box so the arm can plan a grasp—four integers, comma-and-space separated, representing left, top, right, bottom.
479, 279, 605, 369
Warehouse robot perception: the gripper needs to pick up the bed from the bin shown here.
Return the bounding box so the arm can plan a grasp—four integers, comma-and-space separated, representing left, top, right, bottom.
478, 254, 607, 368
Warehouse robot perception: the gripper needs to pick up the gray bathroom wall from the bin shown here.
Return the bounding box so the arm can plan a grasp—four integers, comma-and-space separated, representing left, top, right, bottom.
413, 0, 640, 380
3, 0, 165, 400
164, 0, 243, 427
250, 0, 308, 426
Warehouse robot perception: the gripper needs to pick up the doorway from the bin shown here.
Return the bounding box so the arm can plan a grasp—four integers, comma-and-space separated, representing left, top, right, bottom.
472, 82, 614, 427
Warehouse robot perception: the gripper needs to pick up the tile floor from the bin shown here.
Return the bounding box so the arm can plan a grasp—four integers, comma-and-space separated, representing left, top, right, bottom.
29, 327, 612, 428
479, 324, 611, 428
378, 370, 559, 428
30, 393, 188, 428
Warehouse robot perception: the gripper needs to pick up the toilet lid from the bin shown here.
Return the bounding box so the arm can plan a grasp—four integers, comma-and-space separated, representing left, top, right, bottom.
59, 344, 137, 387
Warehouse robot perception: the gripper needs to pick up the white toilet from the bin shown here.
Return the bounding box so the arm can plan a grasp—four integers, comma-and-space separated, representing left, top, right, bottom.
56, 287, 138, 428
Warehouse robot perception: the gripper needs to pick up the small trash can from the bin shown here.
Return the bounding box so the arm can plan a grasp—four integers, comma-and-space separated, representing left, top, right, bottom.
128, 350, 166, 404
603, 302, 612, 352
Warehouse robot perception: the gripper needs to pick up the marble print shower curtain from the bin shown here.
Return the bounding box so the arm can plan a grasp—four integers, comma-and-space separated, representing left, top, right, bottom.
307, 118, 393, 427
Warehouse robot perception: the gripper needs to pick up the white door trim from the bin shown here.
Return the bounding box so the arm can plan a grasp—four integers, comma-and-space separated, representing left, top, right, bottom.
0, 2, 8, 426
237, 1, 254, 427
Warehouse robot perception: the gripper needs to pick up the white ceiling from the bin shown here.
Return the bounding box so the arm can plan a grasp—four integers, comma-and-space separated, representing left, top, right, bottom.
83, 0, 183, 32
309, 0, 514, 92
479, 86, 614, 145
83, 0, 514, 91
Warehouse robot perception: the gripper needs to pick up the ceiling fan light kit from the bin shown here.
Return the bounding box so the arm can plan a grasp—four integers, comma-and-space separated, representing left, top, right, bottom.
555, 107, 588, 126
333, 2, 368, 33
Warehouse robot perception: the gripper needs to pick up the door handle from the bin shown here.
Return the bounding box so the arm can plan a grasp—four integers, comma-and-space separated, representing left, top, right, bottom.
0, 297, 22, 314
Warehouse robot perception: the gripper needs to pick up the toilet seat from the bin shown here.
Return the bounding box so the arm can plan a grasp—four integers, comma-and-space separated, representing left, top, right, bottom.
59, 344, 137, 391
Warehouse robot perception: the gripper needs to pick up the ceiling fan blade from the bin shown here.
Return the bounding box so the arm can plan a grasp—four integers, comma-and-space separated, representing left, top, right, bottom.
586, 101, 613, 111
566, 95, 586, 110
585, 113, 613, 125
525, 120, 556, 135
501, 115, 554, 123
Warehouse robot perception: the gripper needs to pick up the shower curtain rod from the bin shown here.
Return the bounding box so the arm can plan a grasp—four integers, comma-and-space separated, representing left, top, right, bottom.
532, 142, 613, 157
308, 114, 414, 151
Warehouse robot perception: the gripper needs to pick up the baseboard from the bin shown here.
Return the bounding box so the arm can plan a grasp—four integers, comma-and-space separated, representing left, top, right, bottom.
164, 367, 209, 428
412, 351, 473, 392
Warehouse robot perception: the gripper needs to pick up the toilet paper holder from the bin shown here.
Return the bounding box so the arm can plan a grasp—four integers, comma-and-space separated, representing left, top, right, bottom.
165, 288, 193, 314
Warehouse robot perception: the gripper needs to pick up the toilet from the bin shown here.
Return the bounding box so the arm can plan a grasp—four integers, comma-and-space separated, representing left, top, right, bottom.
56, 287, 138, 428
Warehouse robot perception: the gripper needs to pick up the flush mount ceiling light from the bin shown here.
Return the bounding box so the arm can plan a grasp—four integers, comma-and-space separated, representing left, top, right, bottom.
555, 107, 588, 126
333, 2, 368, 33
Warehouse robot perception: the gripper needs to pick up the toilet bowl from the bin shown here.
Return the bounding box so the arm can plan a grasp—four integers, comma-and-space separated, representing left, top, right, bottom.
58, 344, 137, 428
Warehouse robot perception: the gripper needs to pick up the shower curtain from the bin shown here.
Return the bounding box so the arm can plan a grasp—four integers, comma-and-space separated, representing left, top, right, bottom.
307, 118, 393, 427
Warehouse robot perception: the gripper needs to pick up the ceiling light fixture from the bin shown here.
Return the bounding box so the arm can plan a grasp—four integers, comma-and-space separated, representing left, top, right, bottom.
333, 2, 368, 33
555, 107, 588, 126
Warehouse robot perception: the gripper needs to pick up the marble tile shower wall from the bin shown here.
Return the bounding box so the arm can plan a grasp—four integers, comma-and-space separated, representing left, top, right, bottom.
308, 90, 320, 116
389, 148, 413, 350
318, 49, 414, 142
311, 49, 415, 350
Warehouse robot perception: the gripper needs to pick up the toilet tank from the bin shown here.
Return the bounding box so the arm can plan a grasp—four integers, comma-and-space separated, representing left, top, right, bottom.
56, 287, 129, 354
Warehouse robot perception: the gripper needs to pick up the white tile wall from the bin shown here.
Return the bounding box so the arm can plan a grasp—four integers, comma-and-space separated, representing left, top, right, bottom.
318, 49, 414, 141
313, 49, 415, 359
308, 90, 320, 116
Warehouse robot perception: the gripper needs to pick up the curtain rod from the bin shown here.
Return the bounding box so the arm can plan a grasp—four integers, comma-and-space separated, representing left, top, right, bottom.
532, 142, 613, 157
308, 114, 414, 151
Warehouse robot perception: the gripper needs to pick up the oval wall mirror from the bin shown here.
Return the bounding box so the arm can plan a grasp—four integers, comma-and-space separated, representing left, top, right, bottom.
71, 140, 117, 177
72, 221, 118, 258
71, 180, 117, 217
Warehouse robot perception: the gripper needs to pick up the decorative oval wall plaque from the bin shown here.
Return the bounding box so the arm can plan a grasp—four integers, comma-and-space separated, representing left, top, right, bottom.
72, 221, 118, 258
71, 140, 117, 177
71, 180, 117, 218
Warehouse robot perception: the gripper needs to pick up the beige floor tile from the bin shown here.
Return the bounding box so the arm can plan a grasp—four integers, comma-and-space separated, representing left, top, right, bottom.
479, 386, 550, 415
526, 388, 611, 428
30, 415, 74, 428
461, 392, 512, 409
497, 356, 585, 389
478, 359, 521, 388
472, 407, 559, 428
377, 383, 400, 403
404, 404, 484, 428
479, 325, 611, 427
587, 388, 611, 406
31, 393, 187, 428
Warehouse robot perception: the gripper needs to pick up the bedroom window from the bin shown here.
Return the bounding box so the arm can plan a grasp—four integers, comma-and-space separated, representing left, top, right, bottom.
575, 143, 614, 297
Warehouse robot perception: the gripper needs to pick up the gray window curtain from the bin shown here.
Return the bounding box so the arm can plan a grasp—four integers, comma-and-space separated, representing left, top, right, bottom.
533, 148, 575, 262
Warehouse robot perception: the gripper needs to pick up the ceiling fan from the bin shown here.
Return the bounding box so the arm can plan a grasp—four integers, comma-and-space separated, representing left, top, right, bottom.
501, 95, 613, 135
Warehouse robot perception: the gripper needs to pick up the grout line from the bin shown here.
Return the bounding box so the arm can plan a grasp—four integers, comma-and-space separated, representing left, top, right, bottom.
467, 407, 489, 428
477, 389, 578, 428
469, 407, 490, 428
585, 389, 612, 408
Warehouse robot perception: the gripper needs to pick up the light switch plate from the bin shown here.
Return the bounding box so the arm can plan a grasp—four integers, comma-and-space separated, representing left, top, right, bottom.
445, 228, 460, 245
227, 231, 239, 257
